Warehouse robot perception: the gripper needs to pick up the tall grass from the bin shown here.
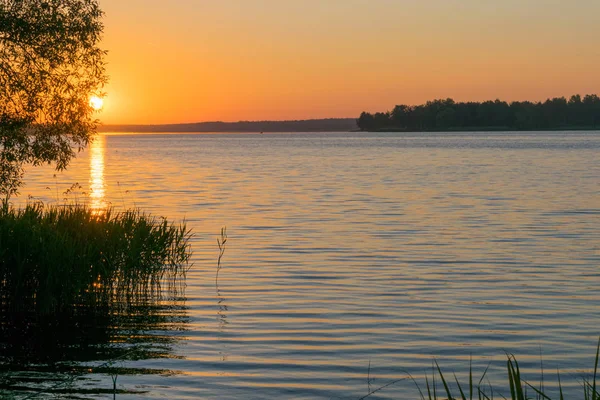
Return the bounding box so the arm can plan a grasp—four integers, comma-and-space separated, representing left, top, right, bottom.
0, 201, 192, 313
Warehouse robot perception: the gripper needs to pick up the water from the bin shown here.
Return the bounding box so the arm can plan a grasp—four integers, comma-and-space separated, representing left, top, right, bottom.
5, 131, 600, 399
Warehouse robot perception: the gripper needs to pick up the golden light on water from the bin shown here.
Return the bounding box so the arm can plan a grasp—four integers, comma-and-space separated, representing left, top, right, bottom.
89, 134, 106, 212
90, 95, 104, 111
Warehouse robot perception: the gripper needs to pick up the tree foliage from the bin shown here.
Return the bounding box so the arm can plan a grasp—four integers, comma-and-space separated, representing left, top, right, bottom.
0, 0, 107, 199
357, 95, 600, 132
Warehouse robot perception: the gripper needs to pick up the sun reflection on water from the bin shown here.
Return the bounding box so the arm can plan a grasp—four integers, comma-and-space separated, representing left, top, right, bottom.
89, 134, 106, 212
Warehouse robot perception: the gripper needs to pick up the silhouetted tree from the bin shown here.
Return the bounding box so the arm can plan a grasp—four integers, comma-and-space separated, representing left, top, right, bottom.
583, 94, 600, 128
357, 112, 375, 131
544, 97, 568, 128
391, 104, 410, 129
436, 107, 456, 128
0, 0, 107, 200
568, 94, 585, 126
373, 112, 391, 129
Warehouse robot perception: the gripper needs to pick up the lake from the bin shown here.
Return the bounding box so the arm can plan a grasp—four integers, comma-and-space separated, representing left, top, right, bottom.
5, 131, 600, 399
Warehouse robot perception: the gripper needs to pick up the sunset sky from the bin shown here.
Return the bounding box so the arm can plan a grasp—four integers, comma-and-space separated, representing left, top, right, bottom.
98, 0, 600, 125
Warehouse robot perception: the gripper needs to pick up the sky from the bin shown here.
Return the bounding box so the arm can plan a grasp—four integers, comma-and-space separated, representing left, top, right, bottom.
98, 0, 600, 125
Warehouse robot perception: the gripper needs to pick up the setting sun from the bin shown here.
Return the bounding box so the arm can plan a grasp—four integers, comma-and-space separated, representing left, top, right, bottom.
89, 95, 104, 110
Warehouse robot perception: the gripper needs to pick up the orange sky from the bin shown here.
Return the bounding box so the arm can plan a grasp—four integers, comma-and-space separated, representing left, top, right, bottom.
98, 0, 600, 125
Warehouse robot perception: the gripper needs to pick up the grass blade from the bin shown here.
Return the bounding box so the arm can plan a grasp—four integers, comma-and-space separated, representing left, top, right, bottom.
470, 356, 473, 400
407, 372, 426, 400
524, 380, 553, 400
435, 360, 453, 400
508, 357, 517, 400
593, 337, 600, 400
557, 369, 563, 400
454, 372, 467, 400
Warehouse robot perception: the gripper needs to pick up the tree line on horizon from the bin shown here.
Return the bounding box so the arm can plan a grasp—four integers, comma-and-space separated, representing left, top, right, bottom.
357, 94, 600, 131
99, 118, 357, 133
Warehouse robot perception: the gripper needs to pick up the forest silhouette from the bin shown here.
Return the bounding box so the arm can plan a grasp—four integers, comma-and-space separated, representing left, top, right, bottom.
357, 94, 600, 131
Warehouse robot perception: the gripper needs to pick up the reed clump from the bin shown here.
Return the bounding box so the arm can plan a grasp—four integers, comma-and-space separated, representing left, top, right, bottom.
407, 338, 600, 400
0, 201, 192, 313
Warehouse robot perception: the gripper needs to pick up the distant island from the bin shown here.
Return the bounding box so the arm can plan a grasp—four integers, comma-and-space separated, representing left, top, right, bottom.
99, 118, 358, 133
357, 94, 600, 132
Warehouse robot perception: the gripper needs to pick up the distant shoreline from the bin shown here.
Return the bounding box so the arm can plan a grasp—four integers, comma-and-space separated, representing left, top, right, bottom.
98, 118, 358, 133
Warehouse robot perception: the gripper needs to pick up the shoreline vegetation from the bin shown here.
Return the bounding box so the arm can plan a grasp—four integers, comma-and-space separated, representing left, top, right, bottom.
0, 201, 192, 314
0, 198, 193, 395
358, 94, 600, 132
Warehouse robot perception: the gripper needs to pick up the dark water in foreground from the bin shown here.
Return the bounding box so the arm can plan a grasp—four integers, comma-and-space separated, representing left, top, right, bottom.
4, 131, 600, 399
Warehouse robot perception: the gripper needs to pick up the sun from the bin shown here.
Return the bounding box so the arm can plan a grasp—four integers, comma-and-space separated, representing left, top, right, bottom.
89, 96, 104, 110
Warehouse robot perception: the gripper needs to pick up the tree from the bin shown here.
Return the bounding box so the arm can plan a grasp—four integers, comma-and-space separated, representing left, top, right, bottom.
582, 94, 600, 128
391, 104, 410, 129
568, 94, 584, 126
0, 0, 107, 200
435, 107, 456, 128
373, 112, 390, 130
357, 112, 375, 131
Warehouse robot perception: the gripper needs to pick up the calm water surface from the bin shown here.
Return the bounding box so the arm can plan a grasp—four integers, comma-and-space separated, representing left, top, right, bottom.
8, 132, 600, 398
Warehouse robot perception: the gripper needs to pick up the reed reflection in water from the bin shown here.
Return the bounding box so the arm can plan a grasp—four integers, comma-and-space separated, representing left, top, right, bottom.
0, 294, 189, 398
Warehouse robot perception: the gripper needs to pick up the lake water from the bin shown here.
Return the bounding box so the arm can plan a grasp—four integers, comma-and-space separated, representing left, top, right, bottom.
6, 131, 600, 399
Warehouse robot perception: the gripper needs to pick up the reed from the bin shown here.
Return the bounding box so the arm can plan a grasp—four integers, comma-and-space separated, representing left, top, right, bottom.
0, 201, 192, 313
216, 226, 227, 284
